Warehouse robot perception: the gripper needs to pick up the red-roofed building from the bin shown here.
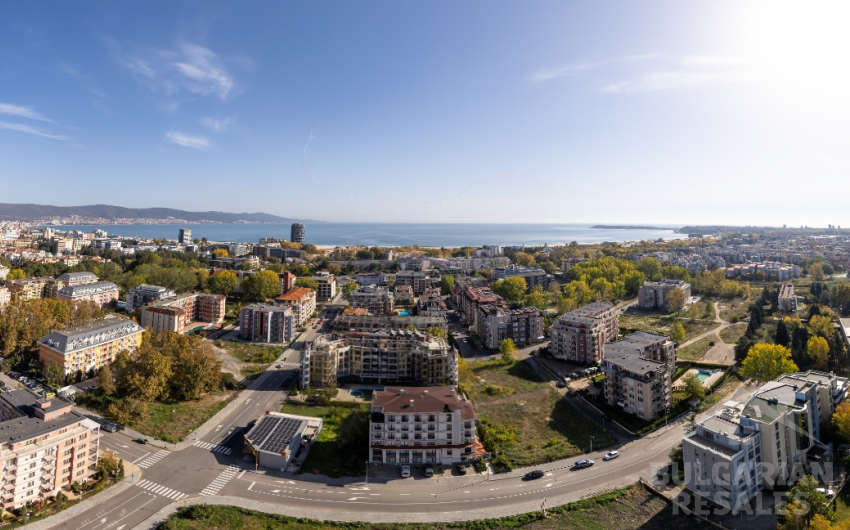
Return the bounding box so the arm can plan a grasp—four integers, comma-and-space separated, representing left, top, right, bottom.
274, 287, 316, 326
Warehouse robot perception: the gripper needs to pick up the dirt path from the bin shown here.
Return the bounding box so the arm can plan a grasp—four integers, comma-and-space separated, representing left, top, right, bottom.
205, 340, 250, 379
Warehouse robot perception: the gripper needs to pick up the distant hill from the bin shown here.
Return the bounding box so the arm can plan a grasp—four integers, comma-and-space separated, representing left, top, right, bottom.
0, 203, 317, 224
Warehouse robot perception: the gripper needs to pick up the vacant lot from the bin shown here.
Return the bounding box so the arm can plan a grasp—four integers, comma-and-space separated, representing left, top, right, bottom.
218, 341, 286, 364
159, 484, 714, 530
677, 337, 715, 361
619, 313, 719, 341
279, 402, 369, 477
716, 301, 749, 323
719, 323, 747, 343
463, 358, 547, 403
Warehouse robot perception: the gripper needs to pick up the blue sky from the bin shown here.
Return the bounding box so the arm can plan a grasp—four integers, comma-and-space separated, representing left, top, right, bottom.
2, 1, 850, 226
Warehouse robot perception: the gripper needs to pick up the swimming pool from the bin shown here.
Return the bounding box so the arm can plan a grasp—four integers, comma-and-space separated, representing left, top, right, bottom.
350, 386, 385, 399
398, 311, 411, 316
696, 369, 718, 384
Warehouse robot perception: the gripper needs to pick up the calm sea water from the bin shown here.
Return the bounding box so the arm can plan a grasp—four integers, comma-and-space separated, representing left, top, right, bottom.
49, 223, 686, 247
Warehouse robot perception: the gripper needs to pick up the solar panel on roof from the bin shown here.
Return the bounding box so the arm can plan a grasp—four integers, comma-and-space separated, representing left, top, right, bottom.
246, 416, 307, 454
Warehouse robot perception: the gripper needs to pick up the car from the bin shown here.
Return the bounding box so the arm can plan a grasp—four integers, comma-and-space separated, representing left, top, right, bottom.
462, 338, 468, 343
103, 423, 120, 433
275, 364, 282, 368
424, 466, 434, 478
400, 465, 411, 478
574, 459, 594, 469
455, 464, 468, 475
134, 437, 149, 444
602, 451, 619, 461
817, 487, 836, 498
523, 470, 545, 480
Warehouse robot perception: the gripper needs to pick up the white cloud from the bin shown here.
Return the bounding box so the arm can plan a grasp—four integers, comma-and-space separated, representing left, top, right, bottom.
0, 121, 68, 140
0, 103, 51, 122
201, 116, 234, 133
111, 40, 236, 101
526, 61, 599, 84
682, 55, 743, 67
165, 131, 210, 150
599, 71, 723, 94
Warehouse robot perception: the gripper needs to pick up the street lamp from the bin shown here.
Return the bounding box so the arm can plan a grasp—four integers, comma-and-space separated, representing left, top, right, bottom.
365, 460, 369, 485
590, 436, 594, 454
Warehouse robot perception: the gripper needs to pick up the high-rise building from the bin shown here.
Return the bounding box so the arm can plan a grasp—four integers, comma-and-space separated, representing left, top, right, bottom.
291, 223, 305, 244
549, 301, 619, 364
140, 293, 226, 333
38, 315, 144, 376
239, 304, 294, 343
178, 228, 192, 244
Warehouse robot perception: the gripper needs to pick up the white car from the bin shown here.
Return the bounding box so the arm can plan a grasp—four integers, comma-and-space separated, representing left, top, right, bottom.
603, 451, 620, 461
400, 465, 411, 478
816, 487, 835, 498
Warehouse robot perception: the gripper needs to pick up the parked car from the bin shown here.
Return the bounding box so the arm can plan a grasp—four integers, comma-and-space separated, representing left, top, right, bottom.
455, 464, 468, 475
816, 487, 836, 498
424, 466, 434, 478
602, 451, 619, 461
103, 423, 120, 433
556, 381, 567, 388
400, 465, 411, 478
523, 470, 545, 480
134, 437, 149, 445
574, 459, 594, 469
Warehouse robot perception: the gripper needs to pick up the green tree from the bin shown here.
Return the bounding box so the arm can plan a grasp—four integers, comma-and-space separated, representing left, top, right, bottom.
342, 281, 358, 300
665, 287, 688, 314
499, 339, 518, 364
106, 397, 148, 425
671, 322, 686, 342
682, 374, 706, 401
832, 401, 850, 443
740, 343, 798, 383
807, 336, 830, 370
294, 277, 319, 291
687, 302, 701, 322
212, 248, 229, 258
440, 275, 455, 296
809, 315, 834, 338
242, 270, 283, 302
525, 288, 549, 310
636, 257, 662, 281
426, 326, 446, 339
704, 300, 715, 319
208, 271, 238, 295
5, 269, 25, 281
779, 475, 834, 528
44, 363, 65, 388
809, 262, 826, 281
513, 252, 534, 267
99, 363, 116, 396
775, 319, 790, 347
493, 277, 527, 302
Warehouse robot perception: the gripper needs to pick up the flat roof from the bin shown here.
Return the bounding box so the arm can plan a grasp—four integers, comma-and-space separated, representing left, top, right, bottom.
245, 413, 308, 454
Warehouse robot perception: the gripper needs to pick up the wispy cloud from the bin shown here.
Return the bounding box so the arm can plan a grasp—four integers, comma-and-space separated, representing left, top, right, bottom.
201, 116, 234, 133
0, 103, 51, 122
681, 55, 743, 67
527, 54, 660, 84
165, 131, 210, 150
599, 71, 723, 94
0, 121, 68, 140
108, 38, 236, 101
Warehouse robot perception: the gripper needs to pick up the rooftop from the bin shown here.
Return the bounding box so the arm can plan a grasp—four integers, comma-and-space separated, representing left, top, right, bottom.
372, 386, 475, 420
39, 315, 143, 353
55, 271, 98, 283
275, 287, 314, 302
57, 281, 119, 296
244, 412, 309, 454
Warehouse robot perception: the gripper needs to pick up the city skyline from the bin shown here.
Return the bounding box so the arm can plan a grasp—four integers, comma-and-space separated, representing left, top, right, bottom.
3, 1, 850, 226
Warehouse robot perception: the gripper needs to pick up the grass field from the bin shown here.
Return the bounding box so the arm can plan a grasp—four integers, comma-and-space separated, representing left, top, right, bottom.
619, 314, 719, 341
279, 402, 369, 477
696, 372, 743, 413
464, 358, 547, 403
159, 484, 713, 530
677, 337, 715, 361
219, 341, 286, 364
719, 323, 747, 343
716, 301, 749, 323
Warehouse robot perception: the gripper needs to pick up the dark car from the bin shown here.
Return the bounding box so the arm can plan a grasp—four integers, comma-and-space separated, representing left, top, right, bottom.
455, 464, 468, 475
134, 437, 149, 444
523, 470, 545, 480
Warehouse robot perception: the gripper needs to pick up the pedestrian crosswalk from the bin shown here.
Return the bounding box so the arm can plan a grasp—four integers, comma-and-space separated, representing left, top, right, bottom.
135, 449, 169, 469
275, 361, 300, 369
136, 479, 187, 500
194, 440, 232, 455
201, 465, 241, 496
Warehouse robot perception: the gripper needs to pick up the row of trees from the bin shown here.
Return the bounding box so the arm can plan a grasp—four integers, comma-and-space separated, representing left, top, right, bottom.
0, 298, 104, 356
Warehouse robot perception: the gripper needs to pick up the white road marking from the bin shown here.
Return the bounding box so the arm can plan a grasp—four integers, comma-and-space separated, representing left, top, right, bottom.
131, 452, 150, 464
248, 482, 255, 491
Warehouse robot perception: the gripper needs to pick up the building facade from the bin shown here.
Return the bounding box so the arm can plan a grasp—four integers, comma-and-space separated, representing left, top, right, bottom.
637, 279, 692, 310
274, 287, 316, 326
418, 288, 448, 318
7, 277, 52, 302
476, 305, 544, 350
0, 286, 10, 309
350, 285, 395, 315
549, 301, 619, 364
312, 271, 337, 301
601, 331, 676, 420
178, 228, 192, 244
125, 284, 177, 312
778, 284, 797, 312
239, 304, 294, 343
291, 223, 306, 244
395, 270, 434, 295
56, 281, 120, 308
492, 265, 550, 291
369, 387, 481, 466
47, 272, 99, 298
140, 293, 226, 334
333, 314, 448, 334
38, 315, 144, 376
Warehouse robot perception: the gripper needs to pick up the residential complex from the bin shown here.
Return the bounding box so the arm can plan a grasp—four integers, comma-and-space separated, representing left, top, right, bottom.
778, 283, 798, 312
418, 288, 448, 318
312, 271, 337, 301
350, 285, 395, 315
274, 287, 316, 326
724, 261, 800, 280
56, 281, 120, 308
429, 256, 510, 273
291, 223, 305, 244
7, 277, 52, 302
492, 265, 550, 291
549, 301, 619, 364
456, 286, 503, 329
368, 386, 482, 466
395, 270, 435, 295
125, 284, 177, 312
355, 271, 388, 287
637, 279, 692, 310
239, 304, 294, 343
601, 331, 676, 420
178, 228, 192, 244
0, 286, 10, 308
140, 293, 226, 334
38, 315, 144, 376
300, 330, 458, 389
683, 371, 848, 515
47, 272, 99, 297
476, 305, 544, 350
0, 389, 101, 510
333, 314, 447, 334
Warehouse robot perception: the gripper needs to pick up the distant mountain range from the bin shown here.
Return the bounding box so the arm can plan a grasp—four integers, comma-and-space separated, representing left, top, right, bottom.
0, 203, 317, 224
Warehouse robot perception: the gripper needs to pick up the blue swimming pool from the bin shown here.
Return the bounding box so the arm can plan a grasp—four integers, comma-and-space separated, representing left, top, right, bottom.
398, 311, 411, 316
350, 386, 385, 399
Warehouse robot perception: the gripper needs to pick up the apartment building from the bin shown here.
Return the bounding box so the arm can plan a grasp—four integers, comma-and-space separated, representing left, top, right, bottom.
312, 271, 337, 301
239, 304, 294, 343
125, 284, 177, 312
333, 314, 448, 334
0, 389, 101, 510
355, 271, 388, 287
38, 315, 144, 376
0, 286, 10, 308
300, 330, 458, 389
476, 305, 544, 350
457, 287, 504, 329
450, 276, 488, 304
429, 256, 510, 273
47, 272, 99, 297
601, 331, 676, 420
549, 301, 619, 364
178, 228, 192, 244
291, 223, 306, 244
395, 270, 435, 295
561, 257, 589, 274
278, 271, 296, 294
0, 265, 9, 280
140, 293, 226, 334
492, 265, 550, 291
56, 281, 120, 308
350, 285, 395, 315
7, 277, 53, 302
394, 285, 414, 305
683, 371, 848, 514
418, 288, 448, 318
274, 287, 316, 326
637, 279, 692, 310
778, 283, 798, 312
369, 387, 481, 466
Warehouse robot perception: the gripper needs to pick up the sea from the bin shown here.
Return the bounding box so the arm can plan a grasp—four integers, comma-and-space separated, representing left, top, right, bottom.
46, 223, 686, 248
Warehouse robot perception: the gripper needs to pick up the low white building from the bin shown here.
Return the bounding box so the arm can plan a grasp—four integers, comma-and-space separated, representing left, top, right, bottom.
243, 412, 322, 471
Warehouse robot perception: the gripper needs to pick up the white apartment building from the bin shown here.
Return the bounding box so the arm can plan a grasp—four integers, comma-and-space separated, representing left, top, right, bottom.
274, 287, 316, 326
637, 279, 691, 310
350, 285, 395, 315
0, 265, 9, 280
312, 271, 337, 301
369, 387, 481, 466
395, 270, 435, 295
683, 371, 848, 514
56, 281, 120, 308
0, 286, 10, 309
125, 284, 177, 312
778, 283, 798, 312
